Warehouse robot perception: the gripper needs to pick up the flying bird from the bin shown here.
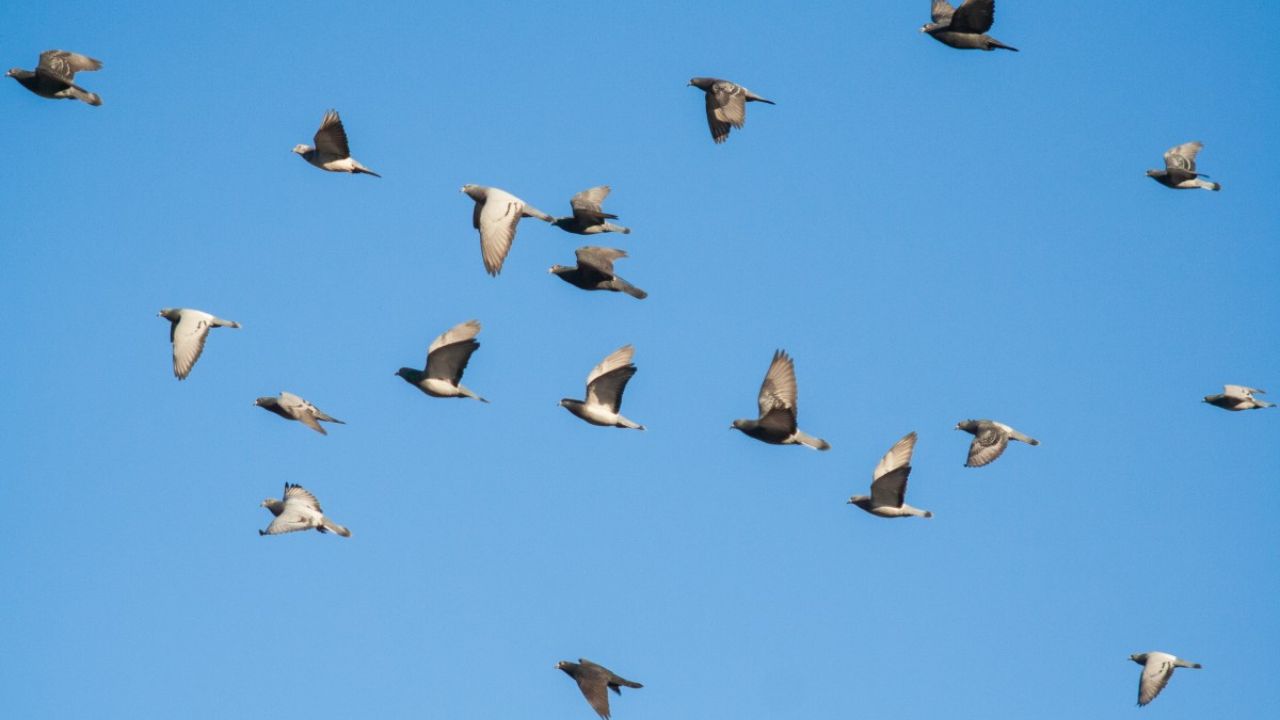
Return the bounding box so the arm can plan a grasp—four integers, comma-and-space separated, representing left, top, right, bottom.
259, 483, 351, 537
731, 350, 830, 450
461, 184, 554, 275
157, 308, 240, 380
556, 658, 642, 720
550, 247, 647, 299
955, 419, 1038, 467
1129, 652, 1201, 707
559, 345, 644, 430
7, 49, 103, 105
687, 77, 775, 144
254, 392, 345, 434
396, 320, 488, 402
292, 110, 381, 177
848, 432, 932, 518
1203, 384, 1273, 411
1147, 141, 1220, 191
551, 186, 631, 235
921, 1, 1018, 51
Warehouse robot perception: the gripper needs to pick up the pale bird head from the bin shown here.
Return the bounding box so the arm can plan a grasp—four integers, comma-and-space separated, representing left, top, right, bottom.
292, 144, 311, 155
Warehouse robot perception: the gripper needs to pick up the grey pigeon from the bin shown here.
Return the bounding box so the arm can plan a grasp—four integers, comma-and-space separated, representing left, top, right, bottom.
551, 186, 631, 235
157, 308, 240, 380
550, 247, 647, 299
556, 658, 643, 720
955, 419, 1038, 467
848, 432, 933, 519
687, 77, 775, 144
1203, 384, 1273, 411
731, 350, 830, 450
259, 483, 350, 537
461, 184, 554, 275
559, 345, 644, 430
292, 110, 381, 177
254, 391, 345, 434
7, 50, 103, 105
396, 320, 488, 402
1129, 652, 1201, 707
1147, 141, 1220, 191
921, 1, 1018, 51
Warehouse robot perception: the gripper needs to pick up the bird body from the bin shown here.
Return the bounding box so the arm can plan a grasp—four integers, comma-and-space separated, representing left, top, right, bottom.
397, 320, 488, 402
254, 391, 345, 434
1130, 652, 1201, 706
550, 247, 647, 299
259, 483, 350, 537
462, 184, 553, 275
1203, 385, 1273, 410
1147, 141, 1220, 191
7, 50, 103, 105
848, 432, 932, 518
560, 345, 644, 430
157, 308, 240, 380
551, 186, 631, 235
688, 77, 774, 143
955, 418, 1038, 467
732, 350, 830, 450
921, 1, 1018, 51
293, 110, 381, 177
556, 658, 642, 719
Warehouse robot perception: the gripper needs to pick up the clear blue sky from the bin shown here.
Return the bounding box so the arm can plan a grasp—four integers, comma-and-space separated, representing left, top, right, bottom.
2, 2, 1277, 718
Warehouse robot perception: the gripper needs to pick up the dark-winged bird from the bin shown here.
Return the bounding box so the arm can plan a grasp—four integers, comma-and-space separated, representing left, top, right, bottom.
7, 50, 103, 105
556, 658, 643, 720
259, 483, 351, 537
254, 392, 345, 434
1147, 141, 1220, 191
292, 109, 381, 177
731, 349, 830, 450
848, 432, 932, 518
687, 77, 774, 144
921, 1, 1018, 51
550, 247, 647, 299
559, 345, 644, 429
955, 419, 1038, 467
1203, 384, 1273, 411
461, 184, 553, 275
551, 186, 631, 235
157, 308, 240, 380
1129, 652, 1201, 707
396, 320, 488, 402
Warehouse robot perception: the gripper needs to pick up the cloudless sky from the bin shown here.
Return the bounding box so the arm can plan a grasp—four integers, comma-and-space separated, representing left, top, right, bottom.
2, 2, 1277, 718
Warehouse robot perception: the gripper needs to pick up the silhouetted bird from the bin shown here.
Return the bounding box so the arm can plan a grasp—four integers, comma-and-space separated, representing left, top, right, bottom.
550, 247, 647, 299
687, 77, 774, 143
7, 50, 103, 105
921, 1, 1018, 51
461, 184, 553, 275
1203, 384, 1273, 411
254, 392, 345, 434
157, 308, 240, 380
551, 186, 631, 235
259, 483, 350, 537
1147, 141, 1220, 191
1129, 652, 1201, 707
556, 658, 642, 720
848, 432, 932, 518
396, 320, 488, 402
731, 350, 830, 450
955, 419, 1038, 467
559, 345, 644, 430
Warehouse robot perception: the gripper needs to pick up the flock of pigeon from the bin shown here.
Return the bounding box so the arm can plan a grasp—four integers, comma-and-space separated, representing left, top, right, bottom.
9, 1, 1270, 715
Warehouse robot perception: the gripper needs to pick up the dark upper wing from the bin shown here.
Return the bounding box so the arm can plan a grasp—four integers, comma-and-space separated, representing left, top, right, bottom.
756, 405, 797, 436
575, 246, 626, 276
965, 426, 1009, 467
949, 0, 996, 33
37, 50, 102, 82
931, 0, 957, 24
870, 467, 911, 509
427, 339, 480, 383
703, 89, 733, 143
757, 350, 798, 418
570, 186, 617, 222
587, 365, 637, 412
575, 661, 613, 719
313, 110, 351, 158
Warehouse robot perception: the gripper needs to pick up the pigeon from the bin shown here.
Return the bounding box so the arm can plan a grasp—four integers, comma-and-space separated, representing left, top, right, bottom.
1147, 141, 1220, 191
157, 308, 240, 380
556, 659, 643, 720
848, 432, 932, 518
254, 392, 345, 435
921, 1, 1019, 51
550, 186, 631, 235
732, 350, 830, 450
1129, 652, 1201, 707
461, 184, 554, 275
559, 345, 644, 430
7, 50, 103, 105
550, 247, 647, 299
396, 320, 488, 402
687, 77, 775, 144
259, 483, 350, 537
1203, 385, 1274, 411
955, 419, 1038, 467
292, 110, 381, 177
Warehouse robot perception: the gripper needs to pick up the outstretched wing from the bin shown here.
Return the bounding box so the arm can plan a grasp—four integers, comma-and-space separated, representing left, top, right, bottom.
426, 320, 483, 383
313, 110, 352, 158
37, 50, 102, 83
949, 0, 996, 34
170, 312, 212, 380
965, 426, 1009, 467
1163, 141, 1203, 175
931, 0, 957, 25
870, 432, 916, 508
1138, 657, 1175, 706
570, 186, 617, 222
585, 345, 637, 412
575, 246, 626, 276
475, 190, 526, 275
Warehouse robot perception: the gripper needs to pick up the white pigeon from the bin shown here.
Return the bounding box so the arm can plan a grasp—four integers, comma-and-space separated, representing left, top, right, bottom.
292, 109, 381, 177
460, 184, 553, 275
1129, 651, 1201, 706
1203, 385, 1274, 411
254, 392, 345, 434
157, 308, 240, 380
559, 345, 645, 430
259, 483, 351, 537
848, 432, 933, 518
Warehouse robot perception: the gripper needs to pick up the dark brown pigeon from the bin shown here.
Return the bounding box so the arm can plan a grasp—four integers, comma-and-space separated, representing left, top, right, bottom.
7, 50, 103, 105
551, 186, 631, 235
556, 658, 642, 719
687, 77, 774, 143
549, 247, 647, 299
731, 349, 830, 450
921, 1, 1018, 51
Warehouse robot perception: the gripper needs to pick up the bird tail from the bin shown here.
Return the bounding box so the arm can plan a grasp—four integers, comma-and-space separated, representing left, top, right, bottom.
1195, 178, 1220, 191
615, 278, 648, 299
458, 384, 490, 403
616, 679, 643, 689
354, 164, 382, 178
322, 519, 352, 537
69, 85, 101, 106
1257, 400, 1277, 408
794, 430, 830, 451
746, 92, 776, 105
602, 222, 631, 234
988, 39, 1019, 51
922, 510, 934, 519
524, 205, 554, 222
1010, 431, 1039, 446
212, 317, 241, 329
616, 415, 645, 431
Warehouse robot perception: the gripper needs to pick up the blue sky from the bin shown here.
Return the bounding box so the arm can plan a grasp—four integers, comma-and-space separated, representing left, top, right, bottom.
2, 1, 1277, 717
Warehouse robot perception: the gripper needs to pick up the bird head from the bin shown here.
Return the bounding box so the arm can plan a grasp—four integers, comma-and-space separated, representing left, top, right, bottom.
688, 77, 713, 90
548, 264, 569, 274
1145, 169, 1160, 178
730, 419, 749, 432
955, 420, 977, 432
157, 308, 179, 320
291, 144, 311, 155
5, 68, 21, 77
253, 397, 273, 407
920, 23, 939, 33
1129, 653, 1146, 664
460, 184, 483, 200
260, 498, 276, 508
847, 494, 870, 505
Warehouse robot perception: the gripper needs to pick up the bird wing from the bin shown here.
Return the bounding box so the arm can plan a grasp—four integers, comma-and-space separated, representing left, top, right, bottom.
280, 392, 328, 434
586, 345, 635, 387
1223, 384, 1261, 399
711, 81, 747, 128
949, 0, 996, 33
585, 346, 637, 411
313, 110, 352, 158
426, 320, 482, 382
1163, 141, 1202, 174
574, 661, 613, 719
36, 50, 102, 82
930, 0, 957, 25
428, 319, 482, 356
702, 84, 735, 143
570, 185, 617, 221
870, 468, 911, 509
1138, 657, 1175, 706
575, 246, 625, 276
965, 426, 1009, 467
261, 510, 314, 535
170, 311, 213, 380
283, 483, 323, 513
476, 190, 525, 275
757, 350, 798, 417
873, 431, 917, 482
